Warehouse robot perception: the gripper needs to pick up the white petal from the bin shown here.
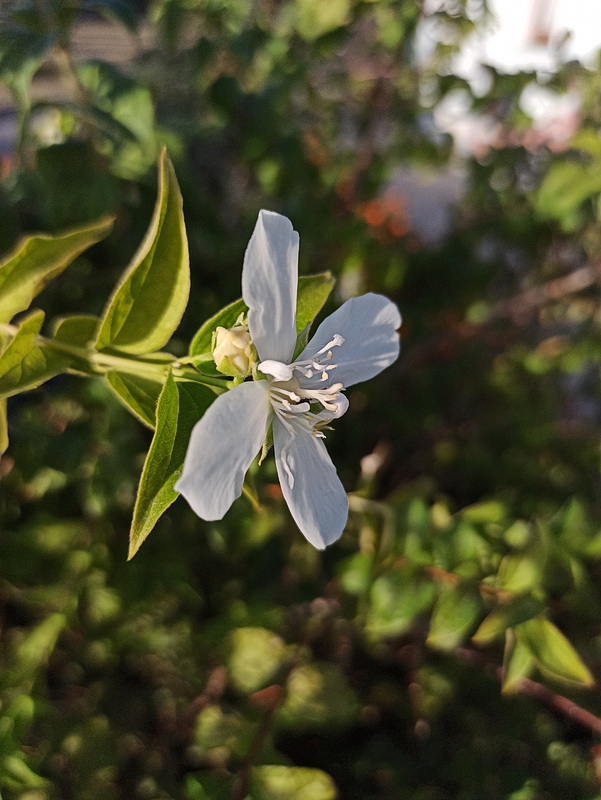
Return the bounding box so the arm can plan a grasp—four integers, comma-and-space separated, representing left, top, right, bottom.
175, 381, 271, 520
242, 210, 299, 364
298, 293, 401, 389
273, 418, 348, 549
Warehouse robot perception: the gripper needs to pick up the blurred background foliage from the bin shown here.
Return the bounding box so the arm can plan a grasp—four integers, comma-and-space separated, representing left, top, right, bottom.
3, 0, 601, 797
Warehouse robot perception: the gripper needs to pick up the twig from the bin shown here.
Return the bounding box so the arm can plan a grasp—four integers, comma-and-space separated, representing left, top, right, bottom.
456, 646, 601, 736
490, 264, 601, 321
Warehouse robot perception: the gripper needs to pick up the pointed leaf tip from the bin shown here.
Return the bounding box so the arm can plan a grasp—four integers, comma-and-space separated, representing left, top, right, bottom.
97, 150, 189, 354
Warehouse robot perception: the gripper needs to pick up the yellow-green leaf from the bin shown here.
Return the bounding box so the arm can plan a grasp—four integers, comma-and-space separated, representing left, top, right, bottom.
516, 617, 594, 687
427, 585, 482, 651
0, 216, 113, 323
472, 595, 545, 646
0, 311, 73, 398
96, 149, 189, 354
502, 630, 535, 694
250, 766, 337, 800
0, 396, 8, 454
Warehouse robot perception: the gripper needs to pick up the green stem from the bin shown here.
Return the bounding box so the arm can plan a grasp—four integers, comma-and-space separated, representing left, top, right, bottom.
0, 323, 228, 390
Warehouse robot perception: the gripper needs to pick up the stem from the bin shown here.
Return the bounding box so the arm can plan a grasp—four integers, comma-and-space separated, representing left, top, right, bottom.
456, 647, 601, 736
0, 323, 228, 390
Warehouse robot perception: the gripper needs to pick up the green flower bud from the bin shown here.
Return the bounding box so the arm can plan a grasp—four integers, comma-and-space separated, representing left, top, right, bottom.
212, 324, 257, 378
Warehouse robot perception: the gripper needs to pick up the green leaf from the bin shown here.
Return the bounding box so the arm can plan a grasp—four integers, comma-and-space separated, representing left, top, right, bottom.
106, 371, 163, 428
294, 272, 336, 334
472, 596, 545, 646
502, 631, 535, 694
128, 373, 216, 558
0, 28, 56, 107
189, 273, 336, 359
0, 216, 113, 324
1, 612, 66, 691
226, 627, 286, 694
250, 766, 337, 800
534, 161, 601, 231
189, 297, 246, 359
427, 585, 482, 651
278, 662, 358, 731
365, 569, 436, 640
51, 314, 99, 347
0, 311, 73, 398
516, 617, 594, 687
0, 396, 8, 454
96, 149, 189, 354
294, 0, 351, 40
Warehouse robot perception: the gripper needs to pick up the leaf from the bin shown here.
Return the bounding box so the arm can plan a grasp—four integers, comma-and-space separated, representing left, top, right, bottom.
534, 161, 601, 231
278, 662, 358, 731
427, 585, 482, 651
1, 613, 66, 690
96, 149, 189, 354
128, 373, 216, 558
0, 28, 56, 107
0, 216, 113, 324
189, 297, 246, 359
0, 311, 73, 398
502, 630, 535, 694
106, 371, 163, 428
295, 0, 351, 40
365, 569, 436, 640
52, 315, 99, 347
294, 272, 336, 334
188, 273, 336, 359
516, 617, 594, 687
0, 397, 8, 454
226, 627, 286, 694
250, 766, 337, 800
472, 596, 545, 646
77, 60, 157, 179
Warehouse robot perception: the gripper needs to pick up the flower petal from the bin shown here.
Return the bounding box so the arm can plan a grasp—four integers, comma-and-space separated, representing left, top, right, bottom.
298, 293, 401, 389
242, 210, 299, 363
273, 418, 348, 549
175, 380, 271, 520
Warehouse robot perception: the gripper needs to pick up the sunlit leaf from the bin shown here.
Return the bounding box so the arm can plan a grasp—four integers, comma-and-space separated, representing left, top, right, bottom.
226, 627, 286, 694
0, 216, 113, 324
516, 617, 594, 687
96, 149, 189, 354
0, 310, 73, 398
427, 585, 482, 651
534, 161, 601, 231
278, 662, 358, 731
502, 630, 535, 694
128, 373, 216, 558
0, 396, 8, 454
294, 0, 350, 40
250, 766, 337, 800
472, 596, 545, 646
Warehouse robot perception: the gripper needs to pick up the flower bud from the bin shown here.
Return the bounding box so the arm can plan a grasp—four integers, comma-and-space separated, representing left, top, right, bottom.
212, 324, 257, 378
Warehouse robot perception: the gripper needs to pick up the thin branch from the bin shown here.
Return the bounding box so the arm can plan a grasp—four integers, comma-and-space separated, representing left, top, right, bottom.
456, 646, 601, 736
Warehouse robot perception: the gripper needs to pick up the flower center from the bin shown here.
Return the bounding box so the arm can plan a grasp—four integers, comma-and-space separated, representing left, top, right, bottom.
258, 335, 348, 437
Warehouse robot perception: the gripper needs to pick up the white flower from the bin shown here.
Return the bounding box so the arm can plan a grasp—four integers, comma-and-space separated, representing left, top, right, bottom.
175, 210, 401, 548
